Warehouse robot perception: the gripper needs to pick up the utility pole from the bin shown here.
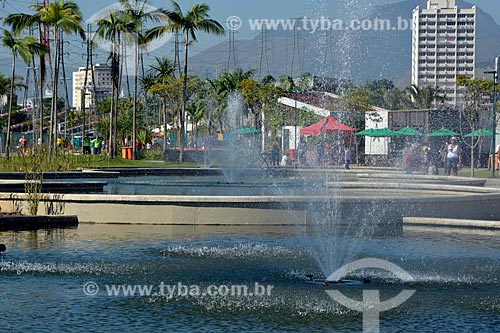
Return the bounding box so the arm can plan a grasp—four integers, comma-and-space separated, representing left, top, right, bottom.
227, 28, 237, 72
81, 24, 92, 152
258, 28, 270, 80
89, 26, 97, 119
37, 0, 49, 144
174, 32, 181, 76
59, 31, 71, 139
27, 61, 39, 146
290, 24, 302, 78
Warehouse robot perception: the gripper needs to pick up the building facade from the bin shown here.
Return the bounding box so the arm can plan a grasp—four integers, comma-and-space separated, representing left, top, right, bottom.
412, 0, 476, 107
72, 64, 113, 111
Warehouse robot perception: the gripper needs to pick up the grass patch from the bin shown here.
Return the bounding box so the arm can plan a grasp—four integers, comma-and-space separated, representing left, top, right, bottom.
0, 152, 196, 172
458, 168, 499, 179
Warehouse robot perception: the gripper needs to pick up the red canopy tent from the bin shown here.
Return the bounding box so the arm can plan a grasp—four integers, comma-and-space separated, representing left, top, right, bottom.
300, 116, 356, 135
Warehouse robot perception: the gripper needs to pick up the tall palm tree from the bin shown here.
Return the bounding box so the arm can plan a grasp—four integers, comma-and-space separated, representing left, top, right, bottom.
4, 11, 47, 143
94, 12, 136, 158
2, 29, 46, 159
146, 1, 225, 161
118, 0, 163, 160
32, 0, 85, 153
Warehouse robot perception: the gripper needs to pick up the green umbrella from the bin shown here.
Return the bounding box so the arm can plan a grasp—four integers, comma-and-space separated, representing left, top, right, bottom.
464, 129, 500, 137
356, 128, 376, 136
368, 128, 398, 137
395, 127, 423, 136
229, 127, 262, 135
427, 128, 459, 137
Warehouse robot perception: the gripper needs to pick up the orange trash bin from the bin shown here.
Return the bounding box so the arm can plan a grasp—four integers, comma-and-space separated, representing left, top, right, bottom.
126, 146, 133, 160
121, 147, 128, 159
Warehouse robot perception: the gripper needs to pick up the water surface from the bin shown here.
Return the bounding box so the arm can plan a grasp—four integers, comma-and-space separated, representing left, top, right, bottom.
1, 224, 499, 332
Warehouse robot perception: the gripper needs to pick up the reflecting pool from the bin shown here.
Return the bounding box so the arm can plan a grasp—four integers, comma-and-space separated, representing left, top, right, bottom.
1, 225, 499, 332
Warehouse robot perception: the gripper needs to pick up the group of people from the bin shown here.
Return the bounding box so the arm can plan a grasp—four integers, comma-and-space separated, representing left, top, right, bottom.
82, 136, 103, 155
270, 138, 353, 169
402, 137, 462, 176
297, 140, 353, 169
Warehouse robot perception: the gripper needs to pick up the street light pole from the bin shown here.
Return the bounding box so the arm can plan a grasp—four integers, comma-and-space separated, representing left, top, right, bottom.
485, 56, 499, 178
493, 62, 497, 178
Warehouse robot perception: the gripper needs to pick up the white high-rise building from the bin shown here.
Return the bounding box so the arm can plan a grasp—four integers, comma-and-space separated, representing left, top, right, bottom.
72, 64, 113, 111
412, 0, 476, 107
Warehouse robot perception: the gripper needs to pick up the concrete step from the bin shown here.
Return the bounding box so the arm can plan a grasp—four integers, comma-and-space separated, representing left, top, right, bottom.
404, 217, 500, 229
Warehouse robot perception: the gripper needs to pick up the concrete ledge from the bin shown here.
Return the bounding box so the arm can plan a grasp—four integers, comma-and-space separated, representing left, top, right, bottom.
0, 215, 78, 231
404, 217, 500, 230
0, 180, 107, 193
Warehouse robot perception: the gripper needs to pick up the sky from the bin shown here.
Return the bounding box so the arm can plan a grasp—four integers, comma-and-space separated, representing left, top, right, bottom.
0, 0, 498, 102
1, 0, 499, 59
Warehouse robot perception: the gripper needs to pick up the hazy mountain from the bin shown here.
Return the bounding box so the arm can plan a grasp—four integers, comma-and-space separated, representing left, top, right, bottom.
189, 0, 500, 86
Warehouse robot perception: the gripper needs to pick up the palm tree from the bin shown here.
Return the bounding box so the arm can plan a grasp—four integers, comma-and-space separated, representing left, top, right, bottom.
118, 0, 164, 160
94, 12, 136, 158
146, 1, 225, 161
2, 29, 46, 159
406, 84, 445, 109
4, 11, 47, 143
149, 56, 177, 80
145, 57, 176, 154
32, 0, 85, 153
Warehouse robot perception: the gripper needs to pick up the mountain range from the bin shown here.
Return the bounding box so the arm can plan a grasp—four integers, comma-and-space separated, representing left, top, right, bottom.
189, 0, 500, 86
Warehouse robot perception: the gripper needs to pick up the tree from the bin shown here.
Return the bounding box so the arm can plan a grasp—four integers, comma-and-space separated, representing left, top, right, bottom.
205, 69, 254, 131
5, 10, 47, 143
146, 1, 225, 162
405, 84, 445, 109
117, 0, 164, 160
144, 56, 176, 154
2, 29, 46, 159
94, 12, 135, 157
32, 0, 85, 153
148, 76, 196, 153
456, 75, 493, 176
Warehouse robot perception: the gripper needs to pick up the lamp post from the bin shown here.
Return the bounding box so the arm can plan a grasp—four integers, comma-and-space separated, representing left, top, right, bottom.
485, 56, 499, 178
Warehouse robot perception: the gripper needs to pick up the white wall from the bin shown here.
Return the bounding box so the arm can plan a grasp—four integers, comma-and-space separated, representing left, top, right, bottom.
365, 110, 390, 155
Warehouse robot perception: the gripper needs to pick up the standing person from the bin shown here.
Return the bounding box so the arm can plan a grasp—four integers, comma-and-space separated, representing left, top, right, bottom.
90, 137, 97, 155
427, 143, 440, 175
94, 136, 102, 155
446, 137, 461, 176
83, 135, 91, 155
19, 135, 27, 151
344, 145, 352, 170
135, 139, 141, 155
297, 139, 307, 166
271, 140, 280, 166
